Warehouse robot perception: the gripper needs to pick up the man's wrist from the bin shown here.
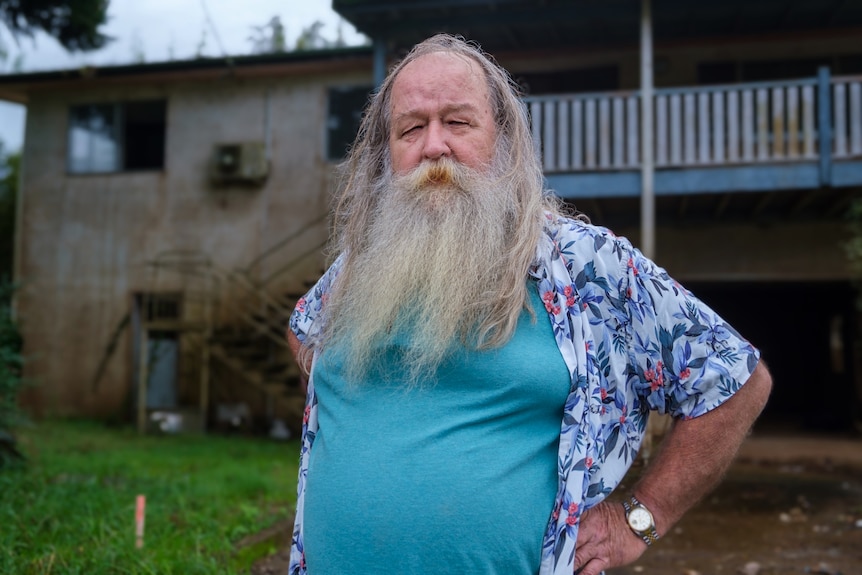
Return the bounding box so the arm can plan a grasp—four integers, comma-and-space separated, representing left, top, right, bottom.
622, 495, 660, 546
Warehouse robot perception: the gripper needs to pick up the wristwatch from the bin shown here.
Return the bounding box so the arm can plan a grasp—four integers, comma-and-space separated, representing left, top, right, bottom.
622, 495, 660, 546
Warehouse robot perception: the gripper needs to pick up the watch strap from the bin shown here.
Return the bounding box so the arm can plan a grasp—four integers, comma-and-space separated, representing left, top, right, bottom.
623, 496, 660, 546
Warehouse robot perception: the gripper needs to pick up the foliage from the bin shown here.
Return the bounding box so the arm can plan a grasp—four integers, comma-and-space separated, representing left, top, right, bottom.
0, 420, 299, 572
0, 0, 110, 52
295, 20, 347, 51
248, 16, 285, 54
0, 144, 19, 280
0, 277, 23, 468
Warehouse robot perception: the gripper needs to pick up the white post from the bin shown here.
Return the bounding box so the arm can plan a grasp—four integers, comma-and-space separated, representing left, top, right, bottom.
640, 0, 669, 460
640, 0, 655, 260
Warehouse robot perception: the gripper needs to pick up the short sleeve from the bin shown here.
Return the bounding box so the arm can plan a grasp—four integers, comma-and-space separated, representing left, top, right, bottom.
289, 255, 344, 345
621, 242, 760, 419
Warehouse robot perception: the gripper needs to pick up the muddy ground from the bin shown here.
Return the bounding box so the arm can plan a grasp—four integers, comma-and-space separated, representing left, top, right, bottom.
248, 434, 862, 575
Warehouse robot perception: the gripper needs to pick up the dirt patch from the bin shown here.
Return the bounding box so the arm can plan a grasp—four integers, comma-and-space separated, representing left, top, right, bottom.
249, 435, 862, 575
610, 434, 862, 575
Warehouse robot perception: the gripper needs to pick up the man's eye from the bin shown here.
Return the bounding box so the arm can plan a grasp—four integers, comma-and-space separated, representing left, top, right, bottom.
403, 125, 421, 135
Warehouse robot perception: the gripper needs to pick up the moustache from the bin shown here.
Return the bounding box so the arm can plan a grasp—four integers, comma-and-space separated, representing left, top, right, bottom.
398, 158, 470, 193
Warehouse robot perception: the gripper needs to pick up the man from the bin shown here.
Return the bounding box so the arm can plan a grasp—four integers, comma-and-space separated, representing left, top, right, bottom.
287, 34, 771, 575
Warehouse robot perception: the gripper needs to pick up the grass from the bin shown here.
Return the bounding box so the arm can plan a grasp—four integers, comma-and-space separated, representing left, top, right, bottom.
0, 420, 299, 574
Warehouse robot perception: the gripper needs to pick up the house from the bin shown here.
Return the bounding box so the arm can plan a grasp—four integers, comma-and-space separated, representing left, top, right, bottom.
2, 0, 861, 433
332, 0, 862, 434
0, 47, 376, 432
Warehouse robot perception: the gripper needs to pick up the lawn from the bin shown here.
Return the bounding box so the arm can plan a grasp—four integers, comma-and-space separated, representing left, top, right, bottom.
0, 420, 299, 574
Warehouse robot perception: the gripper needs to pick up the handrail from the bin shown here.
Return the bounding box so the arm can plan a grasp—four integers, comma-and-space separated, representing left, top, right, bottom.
522, 77, 818, 104
524, 69, 862, 173
243, 211, 329, 276
258, 239, 329, 288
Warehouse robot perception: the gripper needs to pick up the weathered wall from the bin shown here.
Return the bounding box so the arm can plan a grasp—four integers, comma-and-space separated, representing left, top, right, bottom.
612, 220, 852, 282
16, 67, 370, 417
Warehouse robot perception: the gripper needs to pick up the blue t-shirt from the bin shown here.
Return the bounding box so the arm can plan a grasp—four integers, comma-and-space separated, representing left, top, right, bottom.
303, 284, 571, 574
290, 215, 761, 575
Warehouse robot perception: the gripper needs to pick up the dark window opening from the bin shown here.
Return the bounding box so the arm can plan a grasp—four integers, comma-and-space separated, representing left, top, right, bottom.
144, 293, 182, 322
515, 66, 619, 96
125, 101, 167, 170
698, 54, 862, 85
327, 85, 372, 161
68, 100, 166, 173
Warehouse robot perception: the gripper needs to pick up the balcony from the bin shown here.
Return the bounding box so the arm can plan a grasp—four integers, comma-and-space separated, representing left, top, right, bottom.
525, 69, 862, 203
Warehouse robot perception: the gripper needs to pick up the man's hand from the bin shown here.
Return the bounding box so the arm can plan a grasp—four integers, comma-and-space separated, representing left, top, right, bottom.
573, 500, 646, 574
572, 361, 772, 574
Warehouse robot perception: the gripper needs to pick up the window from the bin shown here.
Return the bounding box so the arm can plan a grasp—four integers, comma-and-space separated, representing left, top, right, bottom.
327, 86, 372, 161
515, 66, 619, 96
68, 100, 167, 173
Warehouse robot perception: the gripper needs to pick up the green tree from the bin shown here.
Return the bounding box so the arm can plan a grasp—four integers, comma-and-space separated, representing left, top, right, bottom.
0, 143, 17, 280
0, 143, 23, 469
248, 15, 285, 54
0, 279, 23, 468
0, 0, 110, 52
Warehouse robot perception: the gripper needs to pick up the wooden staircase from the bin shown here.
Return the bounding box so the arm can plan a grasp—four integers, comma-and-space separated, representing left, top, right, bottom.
143, 216, 327, 436
208, 280, 311, 435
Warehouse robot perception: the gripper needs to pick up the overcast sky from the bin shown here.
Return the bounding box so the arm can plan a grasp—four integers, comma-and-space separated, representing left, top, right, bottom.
0, 0, 367, 153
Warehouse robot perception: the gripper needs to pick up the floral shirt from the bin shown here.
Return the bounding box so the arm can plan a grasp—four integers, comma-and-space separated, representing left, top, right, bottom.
288, 213, 760, 575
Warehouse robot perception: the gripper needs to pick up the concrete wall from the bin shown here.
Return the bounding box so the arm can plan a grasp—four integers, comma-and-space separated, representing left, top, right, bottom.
16, 66, 371, 417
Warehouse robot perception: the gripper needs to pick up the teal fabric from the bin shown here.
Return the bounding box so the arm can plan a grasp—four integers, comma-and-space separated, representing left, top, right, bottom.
303, 284, 571, 575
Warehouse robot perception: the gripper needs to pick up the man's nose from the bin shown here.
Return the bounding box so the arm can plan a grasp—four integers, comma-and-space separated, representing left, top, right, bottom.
422, 121, 451, 160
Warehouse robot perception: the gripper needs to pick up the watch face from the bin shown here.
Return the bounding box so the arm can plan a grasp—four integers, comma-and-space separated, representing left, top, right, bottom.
628, 507, 653, 532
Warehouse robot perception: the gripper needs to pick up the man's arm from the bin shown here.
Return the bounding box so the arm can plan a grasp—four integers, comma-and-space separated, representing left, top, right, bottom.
573, 360, 772, 575
287, 329, 313, 393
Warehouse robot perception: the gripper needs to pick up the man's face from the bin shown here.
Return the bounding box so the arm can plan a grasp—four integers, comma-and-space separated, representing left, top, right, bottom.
389, 52, 497, 175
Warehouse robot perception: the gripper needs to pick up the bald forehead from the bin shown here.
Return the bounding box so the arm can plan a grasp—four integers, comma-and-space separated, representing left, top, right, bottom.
390, 52, 492, 117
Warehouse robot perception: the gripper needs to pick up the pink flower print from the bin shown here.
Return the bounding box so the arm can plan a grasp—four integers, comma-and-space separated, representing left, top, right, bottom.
566, 502, 579, 526
303, 405, 311, 425
585, 457, 593, 469
542, 291, 556, 313
600, 388, 608, 401
627, 257, 638, 275
296, 297, 306, 314
563, 285, 575, 306
679, 367, 691, 381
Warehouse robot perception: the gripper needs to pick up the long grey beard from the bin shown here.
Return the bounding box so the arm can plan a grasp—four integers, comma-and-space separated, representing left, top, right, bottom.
325, 157, 522, 385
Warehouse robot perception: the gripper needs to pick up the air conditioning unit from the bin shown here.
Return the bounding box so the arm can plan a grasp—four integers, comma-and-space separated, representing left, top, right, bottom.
210, 142, 269, 186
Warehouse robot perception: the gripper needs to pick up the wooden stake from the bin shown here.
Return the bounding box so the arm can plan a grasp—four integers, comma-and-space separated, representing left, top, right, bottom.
135, 494, 146, 549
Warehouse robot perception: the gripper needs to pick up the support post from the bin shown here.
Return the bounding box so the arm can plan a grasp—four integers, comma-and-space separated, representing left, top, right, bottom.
640, 0, 669, 460
200, 266, 212, 432
137, 326, 149, 435
373, 37, 386, 88
817, 66, 833, 187
640, 0, 655, 260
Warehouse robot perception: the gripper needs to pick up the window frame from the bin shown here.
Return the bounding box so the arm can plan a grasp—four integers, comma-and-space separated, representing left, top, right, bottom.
66, 99, 167, 175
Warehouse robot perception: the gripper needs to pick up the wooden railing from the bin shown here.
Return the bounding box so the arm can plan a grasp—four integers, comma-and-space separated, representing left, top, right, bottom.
525, 70, 862, 173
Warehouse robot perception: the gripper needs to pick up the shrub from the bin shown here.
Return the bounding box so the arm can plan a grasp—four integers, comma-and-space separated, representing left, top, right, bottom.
0, 280, 24, 468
